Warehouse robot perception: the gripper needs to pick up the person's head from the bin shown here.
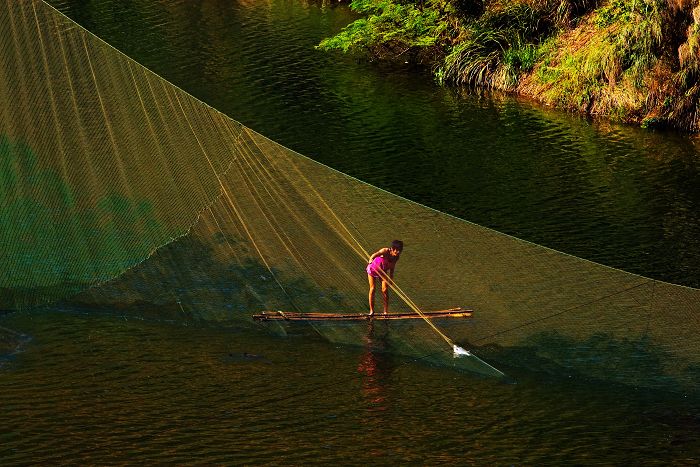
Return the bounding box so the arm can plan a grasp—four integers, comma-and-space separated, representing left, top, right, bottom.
390, 239, 403, 256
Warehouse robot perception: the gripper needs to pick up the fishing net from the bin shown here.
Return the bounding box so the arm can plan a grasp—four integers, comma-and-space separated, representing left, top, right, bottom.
2, 0, 699, 390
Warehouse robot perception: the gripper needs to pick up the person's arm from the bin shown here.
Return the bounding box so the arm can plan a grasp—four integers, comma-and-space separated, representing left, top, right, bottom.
368, 248, 389, 263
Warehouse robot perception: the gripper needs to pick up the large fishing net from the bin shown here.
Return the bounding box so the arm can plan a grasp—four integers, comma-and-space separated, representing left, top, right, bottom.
2, 0, 699, 390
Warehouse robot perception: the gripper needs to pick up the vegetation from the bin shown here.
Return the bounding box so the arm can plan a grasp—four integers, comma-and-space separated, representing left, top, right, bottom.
318, 0, 700, 132
317, 0, 456, 64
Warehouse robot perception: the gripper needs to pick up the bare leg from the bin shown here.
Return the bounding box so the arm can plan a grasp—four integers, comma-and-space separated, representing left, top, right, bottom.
381, 279, 389, 315
367, 275, 376, 316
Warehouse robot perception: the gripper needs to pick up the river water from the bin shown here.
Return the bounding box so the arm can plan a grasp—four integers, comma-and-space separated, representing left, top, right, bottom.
1, 0, 699, 463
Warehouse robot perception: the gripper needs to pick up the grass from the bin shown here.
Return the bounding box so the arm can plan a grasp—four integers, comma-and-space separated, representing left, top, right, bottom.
320, 0, 700, 131
317, 0, 452, 62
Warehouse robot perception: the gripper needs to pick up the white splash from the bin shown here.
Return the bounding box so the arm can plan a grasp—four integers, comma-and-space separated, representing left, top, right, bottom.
453, 344, 472, 358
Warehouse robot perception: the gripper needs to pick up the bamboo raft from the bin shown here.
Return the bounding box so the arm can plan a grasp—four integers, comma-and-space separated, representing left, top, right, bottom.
252, 307, 473, 322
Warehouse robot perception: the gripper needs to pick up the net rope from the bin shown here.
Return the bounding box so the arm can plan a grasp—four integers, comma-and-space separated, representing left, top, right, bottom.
1, 0, 699, 389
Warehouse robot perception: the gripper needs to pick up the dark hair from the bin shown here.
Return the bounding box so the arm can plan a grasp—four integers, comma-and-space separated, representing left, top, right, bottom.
391, 240, 403, 251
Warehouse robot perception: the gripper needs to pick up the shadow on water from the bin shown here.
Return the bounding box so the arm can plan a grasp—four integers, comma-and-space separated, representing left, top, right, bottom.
2, 131, 696, 395
61, 222, 355, 328
54, 222, 700, 397
477, 330, 700, 399
0, 194, 694, 398
221, 350, 273, 365
0, 321, 31, 367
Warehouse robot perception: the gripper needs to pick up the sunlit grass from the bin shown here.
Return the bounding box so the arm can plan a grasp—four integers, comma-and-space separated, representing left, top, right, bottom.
321, 0, 700, 131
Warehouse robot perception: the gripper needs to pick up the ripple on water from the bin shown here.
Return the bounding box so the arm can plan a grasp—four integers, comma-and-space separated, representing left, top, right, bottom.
1, 310, 700, 463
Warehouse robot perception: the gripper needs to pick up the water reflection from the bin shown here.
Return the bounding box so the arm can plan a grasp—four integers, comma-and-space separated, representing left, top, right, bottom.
357, 321, 394, 412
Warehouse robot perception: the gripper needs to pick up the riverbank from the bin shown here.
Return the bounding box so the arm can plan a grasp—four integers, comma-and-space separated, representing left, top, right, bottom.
319, 0, 700, 133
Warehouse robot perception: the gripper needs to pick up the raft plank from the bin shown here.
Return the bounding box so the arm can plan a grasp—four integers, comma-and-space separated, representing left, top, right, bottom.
252, 307, 473, 322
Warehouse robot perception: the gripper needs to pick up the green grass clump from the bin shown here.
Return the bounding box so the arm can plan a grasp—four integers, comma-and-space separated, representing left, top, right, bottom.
317, 0, 452, 60
526, 0, 664, 120
664, 6, 700, 131
438, 0, 588, 89
320, 0, 700, 131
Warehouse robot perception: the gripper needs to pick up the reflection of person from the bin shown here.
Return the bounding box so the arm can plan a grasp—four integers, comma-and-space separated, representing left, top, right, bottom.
366, 240, 403, 316
357, 320, 390, 409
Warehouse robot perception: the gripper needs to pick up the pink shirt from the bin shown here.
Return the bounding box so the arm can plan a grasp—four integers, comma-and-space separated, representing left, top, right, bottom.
366, 253, 398, 277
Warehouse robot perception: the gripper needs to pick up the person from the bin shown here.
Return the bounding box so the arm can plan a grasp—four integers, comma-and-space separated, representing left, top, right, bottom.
366, 240, 403, 316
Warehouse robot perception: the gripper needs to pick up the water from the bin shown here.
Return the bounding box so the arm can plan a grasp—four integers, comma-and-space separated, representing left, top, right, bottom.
46, 0, 700, 287
2, 310, 699, 464
1, 0, 699, 463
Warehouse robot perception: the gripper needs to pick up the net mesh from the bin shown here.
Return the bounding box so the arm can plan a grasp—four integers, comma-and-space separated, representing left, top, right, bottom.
2, 0, 699, 389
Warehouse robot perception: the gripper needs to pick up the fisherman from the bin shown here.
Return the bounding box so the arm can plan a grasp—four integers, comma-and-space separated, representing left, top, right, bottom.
366, 240, 403, 316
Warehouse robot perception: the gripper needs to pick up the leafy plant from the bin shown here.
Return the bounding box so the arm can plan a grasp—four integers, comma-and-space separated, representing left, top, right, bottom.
317, 0, 452, 60
319, 0, 700, 130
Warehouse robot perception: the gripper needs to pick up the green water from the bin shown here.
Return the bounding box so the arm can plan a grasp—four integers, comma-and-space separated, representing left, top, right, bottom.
1, 0, 699, 463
